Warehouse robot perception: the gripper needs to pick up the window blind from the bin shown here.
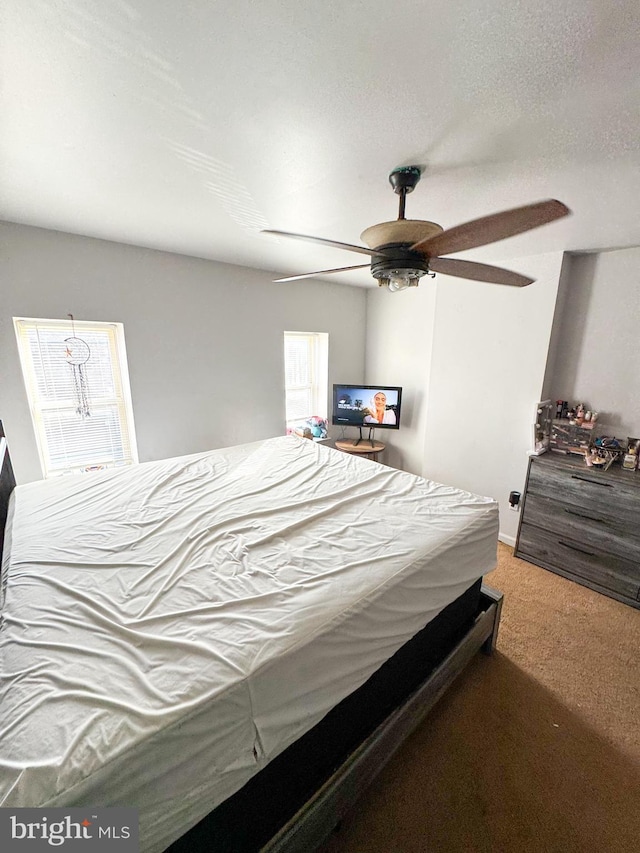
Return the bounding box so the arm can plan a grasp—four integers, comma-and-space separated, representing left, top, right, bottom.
14, 318, 138, 476
284, 333, 315, 423
283, 331, 328, 427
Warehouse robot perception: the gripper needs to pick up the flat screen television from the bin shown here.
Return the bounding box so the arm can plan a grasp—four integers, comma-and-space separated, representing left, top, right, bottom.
332, 385, 402, 430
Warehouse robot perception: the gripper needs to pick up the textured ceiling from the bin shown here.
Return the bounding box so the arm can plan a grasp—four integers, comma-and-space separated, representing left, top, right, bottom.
2, 0, 639, 286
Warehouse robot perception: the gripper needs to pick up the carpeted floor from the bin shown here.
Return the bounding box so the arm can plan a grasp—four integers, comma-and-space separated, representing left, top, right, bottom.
319, 542, 640, 853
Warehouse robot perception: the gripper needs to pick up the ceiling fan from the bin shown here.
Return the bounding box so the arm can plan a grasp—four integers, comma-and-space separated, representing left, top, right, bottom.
263, 166, 570, 291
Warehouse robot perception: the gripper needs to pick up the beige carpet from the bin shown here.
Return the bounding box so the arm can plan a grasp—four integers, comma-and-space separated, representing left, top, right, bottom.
319, 543, 640, 853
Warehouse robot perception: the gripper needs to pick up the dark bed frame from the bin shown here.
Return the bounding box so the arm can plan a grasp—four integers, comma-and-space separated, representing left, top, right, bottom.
0, 420, 502, 853
0, 421, 15, 562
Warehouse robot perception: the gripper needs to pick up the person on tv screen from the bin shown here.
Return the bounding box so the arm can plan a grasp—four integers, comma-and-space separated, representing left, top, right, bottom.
363, 391, 396, 425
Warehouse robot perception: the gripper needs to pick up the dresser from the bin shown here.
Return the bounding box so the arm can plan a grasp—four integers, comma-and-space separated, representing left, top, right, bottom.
514, 453, 640, 608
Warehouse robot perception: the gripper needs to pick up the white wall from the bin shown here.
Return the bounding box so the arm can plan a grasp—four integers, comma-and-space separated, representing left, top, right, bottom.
366, 252, 565, 544
365, 283, 437, 473
6, 220, 633, 545
0, 222, 367, 483
547, 246, 640, 437
423, 252, 565, 544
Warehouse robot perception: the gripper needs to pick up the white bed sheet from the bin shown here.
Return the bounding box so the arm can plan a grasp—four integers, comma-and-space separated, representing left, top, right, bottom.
0, 435, 498, 851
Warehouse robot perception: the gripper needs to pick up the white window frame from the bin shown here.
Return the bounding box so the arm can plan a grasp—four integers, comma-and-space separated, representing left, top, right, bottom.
283, 331, 329, 429
14, 317, 139, 477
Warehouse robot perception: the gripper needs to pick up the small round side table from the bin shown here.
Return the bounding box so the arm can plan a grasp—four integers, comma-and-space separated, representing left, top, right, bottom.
334, 439, 386, 462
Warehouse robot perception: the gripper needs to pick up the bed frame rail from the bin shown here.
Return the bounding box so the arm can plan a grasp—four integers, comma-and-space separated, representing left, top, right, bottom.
261, 585, 503, 853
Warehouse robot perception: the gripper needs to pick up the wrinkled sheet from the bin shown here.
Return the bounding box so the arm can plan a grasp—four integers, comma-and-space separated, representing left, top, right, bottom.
0, 435, 498, 852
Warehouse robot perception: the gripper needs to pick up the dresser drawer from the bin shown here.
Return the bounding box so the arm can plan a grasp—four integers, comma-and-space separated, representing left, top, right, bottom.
517, 523, 640, 601
527, 462, 639, 532
522, 493, 640, 562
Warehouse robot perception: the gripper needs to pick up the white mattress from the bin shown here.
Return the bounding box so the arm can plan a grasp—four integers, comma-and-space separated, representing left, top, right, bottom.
0, 435, 498, 852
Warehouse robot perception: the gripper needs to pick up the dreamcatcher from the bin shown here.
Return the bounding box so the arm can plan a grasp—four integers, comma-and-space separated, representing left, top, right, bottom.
64, 314, 91, 418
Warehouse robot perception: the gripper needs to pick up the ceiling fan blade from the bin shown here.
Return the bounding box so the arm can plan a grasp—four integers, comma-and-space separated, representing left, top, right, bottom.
262, 229, 392, 258
430, 257, 534, 287
273, 264, 370, 283
410, 199, 570, 256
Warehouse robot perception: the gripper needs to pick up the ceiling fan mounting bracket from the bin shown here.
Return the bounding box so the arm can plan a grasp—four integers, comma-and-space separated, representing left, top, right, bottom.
389, 166, 423, 220
388, 166, 422, 195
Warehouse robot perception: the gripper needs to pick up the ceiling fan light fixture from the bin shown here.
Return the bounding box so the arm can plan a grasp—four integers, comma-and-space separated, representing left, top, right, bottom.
385, 270, 423, 292
371, 247, 429, 292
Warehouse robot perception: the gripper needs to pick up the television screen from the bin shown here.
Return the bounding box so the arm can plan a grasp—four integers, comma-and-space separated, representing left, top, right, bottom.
332, 385, 402, 430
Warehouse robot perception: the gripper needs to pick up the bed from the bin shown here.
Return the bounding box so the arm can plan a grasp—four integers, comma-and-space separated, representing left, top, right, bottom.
0, 423, 502, 852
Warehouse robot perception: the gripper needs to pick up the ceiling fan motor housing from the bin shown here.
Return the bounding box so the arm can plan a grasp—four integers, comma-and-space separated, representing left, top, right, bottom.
360, 220, 442, 249
370, 244, 431, 286
362, 220, 443, 288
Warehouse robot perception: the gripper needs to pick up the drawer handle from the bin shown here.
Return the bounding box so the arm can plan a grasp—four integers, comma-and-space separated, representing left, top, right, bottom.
558, 540, 596, 557
571, 475, 613, 488
563, 508, 605, 524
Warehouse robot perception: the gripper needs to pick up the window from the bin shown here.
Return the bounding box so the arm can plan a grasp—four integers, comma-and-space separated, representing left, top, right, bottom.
283, 331, 328, 428
14, 317, 138, 477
